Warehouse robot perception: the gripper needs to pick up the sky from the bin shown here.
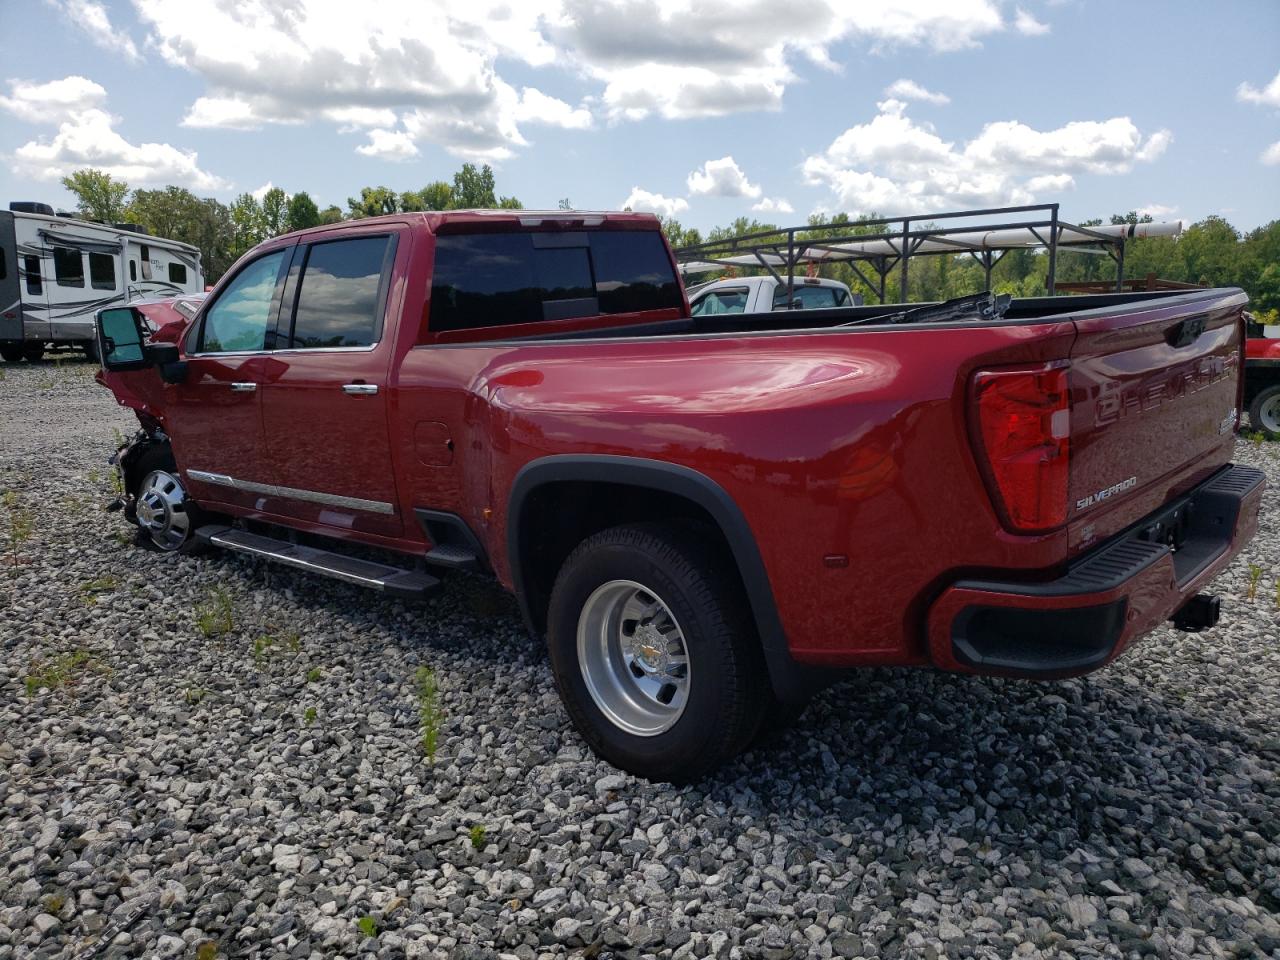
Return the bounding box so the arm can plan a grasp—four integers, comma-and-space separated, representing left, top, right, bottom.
0, 0, 1278, 233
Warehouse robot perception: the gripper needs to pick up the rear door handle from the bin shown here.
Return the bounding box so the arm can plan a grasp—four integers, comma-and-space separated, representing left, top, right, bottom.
230, 382, 256, 393
342, 383, 378, 396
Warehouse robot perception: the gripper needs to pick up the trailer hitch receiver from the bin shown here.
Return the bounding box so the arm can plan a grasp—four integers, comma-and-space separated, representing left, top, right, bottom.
1170, 593, 1221, 633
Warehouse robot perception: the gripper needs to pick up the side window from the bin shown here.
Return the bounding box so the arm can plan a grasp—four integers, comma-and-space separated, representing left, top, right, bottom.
140, 244, 152, 280
692, 288, 749, 316
24, 255, 42, 295
168, 262, 187, 285
288, 236, 392, 348
53, 247, 85, 287
89, 252, 116, 291
129, 259, 137, 282
199, 250, 286, 353
0, 249, 6, 280
427, 229, 681, 335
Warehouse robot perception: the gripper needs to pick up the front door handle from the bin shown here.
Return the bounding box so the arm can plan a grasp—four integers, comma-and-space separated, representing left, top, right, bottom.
343, 383, 378, 396
229, 382, 256, 393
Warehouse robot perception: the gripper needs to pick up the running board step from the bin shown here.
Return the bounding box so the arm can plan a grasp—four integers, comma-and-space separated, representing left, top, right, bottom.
195, 525, 440, 599
424, 543, 480, 570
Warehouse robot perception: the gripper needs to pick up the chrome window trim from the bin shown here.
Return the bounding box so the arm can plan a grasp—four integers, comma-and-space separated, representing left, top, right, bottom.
185, 343, 380, 358
186, 469, 396, 515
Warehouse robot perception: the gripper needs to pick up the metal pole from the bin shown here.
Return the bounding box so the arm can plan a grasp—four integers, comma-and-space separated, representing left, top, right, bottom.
877, 258, 886, 304
786, 228, 796, 309
1115, 239, 1125, 292
899, 218, 910, 303
1046, 204, 1059, 295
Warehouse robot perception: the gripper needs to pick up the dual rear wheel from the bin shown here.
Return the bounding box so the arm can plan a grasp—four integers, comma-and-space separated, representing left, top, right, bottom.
547, 522, 804, 783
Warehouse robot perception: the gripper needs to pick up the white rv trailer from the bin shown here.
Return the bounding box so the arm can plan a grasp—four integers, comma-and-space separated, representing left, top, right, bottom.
0, 201, 204, 362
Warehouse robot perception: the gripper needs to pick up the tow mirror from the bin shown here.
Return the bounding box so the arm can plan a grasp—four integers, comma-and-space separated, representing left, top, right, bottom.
96, 307, 149, 371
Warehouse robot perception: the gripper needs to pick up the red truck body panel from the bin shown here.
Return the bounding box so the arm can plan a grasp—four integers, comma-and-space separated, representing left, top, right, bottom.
98, 212, 1262, 682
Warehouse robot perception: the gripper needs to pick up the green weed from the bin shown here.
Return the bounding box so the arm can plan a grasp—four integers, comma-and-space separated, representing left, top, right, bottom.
79, 575, 118, 606
41, 892, 66, 914
355, 916, 378, 938
24, 651, 99, 696
303, 706, 317, 726
195, 942, 219, 960
252, 634, 274, 666
305, 666, 322, 683
185, 686, 208, 705
2, 491, 35, 570
415, 665, 442, 763
195, 586, 234, 637
1247, 564, 1263, 601
469, 824, 487, 851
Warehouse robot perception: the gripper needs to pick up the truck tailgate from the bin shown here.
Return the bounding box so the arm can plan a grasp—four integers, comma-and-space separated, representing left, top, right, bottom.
1066, 289, 1247, 554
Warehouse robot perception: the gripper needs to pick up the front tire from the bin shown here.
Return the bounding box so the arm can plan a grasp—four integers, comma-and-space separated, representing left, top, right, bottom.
128, 445, 207, 553
21, 342, 44, 363
546, 522, 766, 782
0, 343, 22, 363
1249, 384, 1280, 440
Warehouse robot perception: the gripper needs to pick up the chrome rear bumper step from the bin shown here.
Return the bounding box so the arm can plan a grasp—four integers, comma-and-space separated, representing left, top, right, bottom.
195, 525, 440, 599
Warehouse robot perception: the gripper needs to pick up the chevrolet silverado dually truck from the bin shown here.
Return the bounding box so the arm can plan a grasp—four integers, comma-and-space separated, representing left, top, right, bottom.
93, 209, 1265, 782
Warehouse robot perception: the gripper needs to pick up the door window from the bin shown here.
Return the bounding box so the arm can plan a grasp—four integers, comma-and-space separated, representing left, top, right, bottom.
53, 248, 84, 287
89, 252, 116, 290
24, 255, 42, 295
199, 250, 286, 353
168, 262, 187, 285
287, 236, 391, 348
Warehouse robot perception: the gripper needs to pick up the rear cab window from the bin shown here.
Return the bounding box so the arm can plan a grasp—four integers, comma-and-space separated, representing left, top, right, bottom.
425, 228, 682, 340
692, 288, 750, 315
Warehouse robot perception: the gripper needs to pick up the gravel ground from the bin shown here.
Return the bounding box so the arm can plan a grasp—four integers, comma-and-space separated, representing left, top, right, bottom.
1, 358, 1279, 960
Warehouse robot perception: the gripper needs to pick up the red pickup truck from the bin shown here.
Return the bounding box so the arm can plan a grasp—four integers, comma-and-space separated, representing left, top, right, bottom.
95, 210, 1264, 781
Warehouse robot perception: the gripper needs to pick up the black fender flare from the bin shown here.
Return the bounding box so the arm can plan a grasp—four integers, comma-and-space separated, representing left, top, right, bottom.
507, 454, 829, 703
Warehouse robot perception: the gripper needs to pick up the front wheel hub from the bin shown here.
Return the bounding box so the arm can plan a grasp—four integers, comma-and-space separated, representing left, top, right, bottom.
136, 469, 192, 551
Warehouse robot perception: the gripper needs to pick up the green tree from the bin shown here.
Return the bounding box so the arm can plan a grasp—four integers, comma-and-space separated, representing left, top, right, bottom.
228, 193, 267, 261
286, 191, 320, 232
347, 186, 400, 219
261, 187, 289, 236
317, 205, 344, 225
61, 168, 129, 222
402, 181, 454, 212
451, 163, 497, 208
124, 187, 233, 283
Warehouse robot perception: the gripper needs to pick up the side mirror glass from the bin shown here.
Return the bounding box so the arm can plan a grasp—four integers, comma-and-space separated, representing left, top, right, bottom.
96, 307, 149, 371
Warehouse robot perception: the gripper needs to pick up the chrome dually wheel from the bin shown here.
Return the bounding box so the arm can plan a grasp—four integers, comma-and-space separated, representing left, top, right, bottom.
136, 468, 193, 551
577, 579, 691, 736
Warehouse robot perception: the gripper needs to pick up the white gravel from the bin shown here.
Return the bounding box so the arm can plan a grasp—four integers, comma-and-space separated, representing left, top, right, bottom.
2, 358, 1279, 960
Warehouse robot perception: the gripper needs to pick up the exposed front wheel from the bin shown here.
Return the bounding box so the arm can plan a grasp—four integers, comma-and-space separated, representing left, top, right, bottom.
127, 445, 208, 554
1249, 384, 1280, 440
546, 522, 765, 782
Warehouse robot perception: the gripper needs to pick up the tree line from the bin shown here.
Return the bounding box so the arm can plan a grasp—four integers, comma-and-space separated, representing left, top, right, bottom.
58, 166, 1277, 319
59, 163, 523, 282
660, 212, 1280, 321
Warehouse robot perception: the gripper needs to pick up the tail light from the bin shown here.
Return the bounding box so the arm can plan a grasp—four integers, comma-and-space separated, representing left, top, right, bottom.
971, 364, 1071, 532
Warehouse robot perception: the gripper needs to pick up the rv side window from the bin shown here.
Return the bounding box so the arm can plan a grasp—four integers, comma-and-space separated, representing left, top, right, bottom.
129, 260, 137, 282
140, 245, 152, 280
23, 256, 41, 295
53, 248, 85, 287
89, 252, 116, 291
0, 250, 6, 280
168, 262, 187, 285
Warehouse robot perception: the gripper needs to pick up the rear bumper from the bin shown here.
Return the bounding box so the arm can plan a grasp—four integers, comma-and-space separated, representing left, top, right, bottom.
926, 464, 1266, 679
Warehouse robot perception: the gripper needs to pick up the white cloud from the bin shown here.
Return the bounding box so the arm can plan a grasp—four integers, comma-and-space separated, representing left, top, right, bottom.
621, 187, 688, 218
250, 182, 275, 201
803, 99, 1171, 215
127, 0, 1023, 159
1262, 141, 1280, 166
1013, 8, 1050, 35
355, 129, 421, 162
514, 88, 592, 129
1138, 203, 1178, 219
1238, 69, 1280, 108
752, 197, 794, 214
883, 78, 949, 105
2, 76, 228, 191
45, 0, 141, 62
687, 156, 762, 198
0, 76, 107, 124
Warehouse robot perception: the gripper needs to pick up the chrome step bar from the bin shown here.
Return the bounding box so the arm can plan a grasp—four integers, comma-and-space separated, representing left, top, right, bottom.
195, 525, 440, 599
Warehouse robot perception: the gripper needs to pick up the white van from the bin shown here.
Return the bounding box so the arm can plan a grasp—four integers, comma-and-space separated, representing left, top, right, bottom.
0, 202, 204, 362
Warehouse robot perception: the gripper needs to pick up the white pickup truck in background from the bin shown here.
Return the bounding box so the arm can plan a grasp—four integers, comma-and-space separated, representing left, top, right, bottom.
687, 275, 861, 316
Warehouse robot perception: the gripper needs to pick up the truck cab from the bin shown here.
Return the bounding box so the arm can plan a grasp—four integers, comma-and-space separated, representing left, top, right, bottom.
687, 274, 859, 316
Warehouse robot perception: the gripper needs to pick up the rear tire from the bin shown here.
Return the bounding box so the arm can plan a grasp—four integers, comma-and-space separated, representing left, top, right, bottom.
0, 344, 22, 363
546, 522, 766, 783
1249, 384, 1280, 440
21, 343, 44, 363
83, 339, 100, 363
